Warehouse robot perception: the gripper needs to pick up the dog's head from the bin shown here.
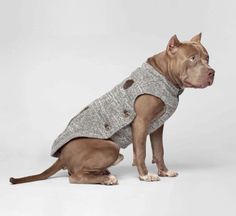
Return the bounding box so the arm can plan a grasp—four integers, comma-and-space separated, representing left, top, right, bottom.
166, 33, 215, 88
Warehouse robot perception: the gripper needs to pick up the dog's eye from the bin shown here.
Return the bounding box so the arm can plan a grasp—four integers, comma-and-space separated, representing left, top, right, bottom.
190, 56, 196, 61
206, 56, 209, 63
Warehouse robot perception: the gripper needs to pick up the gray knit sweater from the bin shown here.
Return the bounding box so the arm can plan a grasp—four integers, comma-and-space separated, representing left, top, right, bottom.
51, 63, 183, 157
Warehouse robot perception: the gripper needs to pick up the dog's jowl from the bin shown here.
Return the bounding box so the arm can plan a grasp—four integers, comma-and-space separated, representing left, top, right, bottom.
10, 33, 215, 185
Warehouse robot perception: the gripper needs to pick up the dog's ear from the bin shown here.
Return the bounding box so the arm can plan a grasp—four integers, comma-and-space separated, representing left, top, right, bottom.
166, 35, 181, 54
190, 33, 202, 43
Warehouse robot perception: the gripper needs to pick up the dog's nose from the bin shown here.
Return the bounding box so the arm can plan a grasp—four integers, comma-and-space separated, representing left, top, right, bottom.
208, 68, 215, 77
207, 68, 215, 86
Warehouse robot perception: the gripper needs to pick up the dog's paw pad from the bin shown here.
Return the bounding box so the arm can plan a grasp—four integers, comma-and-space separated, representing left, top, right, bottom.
158, 170, 178, 177
139, 173, 160, 182
103, 175, 118, 185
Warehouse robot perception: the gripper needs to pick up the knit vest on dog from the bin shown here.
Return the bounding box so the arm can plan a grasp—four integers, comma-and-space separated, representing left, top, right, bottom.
51, 63, 184, 157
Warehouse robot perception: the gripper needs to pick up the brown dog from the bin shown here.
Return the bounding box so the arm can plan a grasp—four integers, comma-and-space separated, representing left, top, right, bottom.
10, 33, 215, 185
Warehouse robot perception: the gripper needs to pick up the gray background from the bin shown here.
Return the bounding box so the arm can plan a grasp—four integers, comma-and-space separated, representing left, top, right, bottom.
0, 0, 235, 215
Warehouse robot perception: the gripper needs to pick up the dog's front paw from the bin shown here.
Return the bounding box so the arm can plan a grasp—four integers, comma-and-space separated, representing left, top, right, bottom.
139, 173, 160, 182
158, 170, 178, 177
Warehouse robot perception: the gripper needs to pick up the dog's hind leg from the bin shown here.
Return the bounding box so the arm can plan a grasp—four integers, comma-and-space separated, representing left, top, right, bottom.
61, 138, 120, 185
112, 153, 124, 166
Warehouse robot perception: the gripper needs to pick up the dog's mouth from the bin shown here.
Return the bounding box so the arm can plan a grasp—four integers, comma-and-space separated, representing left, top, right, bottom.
208, 77, 214, 86
184, 82, 209, 89
184, 77, 214, 89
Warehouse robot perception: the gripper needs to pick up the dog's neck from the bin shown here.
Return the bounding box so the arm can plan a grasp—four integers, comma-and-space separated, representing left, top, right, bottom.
147, 52, 183, 89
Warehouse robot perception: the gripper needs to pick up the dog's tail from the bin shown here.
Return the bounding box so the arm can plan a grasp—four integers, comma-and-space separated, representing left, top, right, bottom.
9, 159, 63, 184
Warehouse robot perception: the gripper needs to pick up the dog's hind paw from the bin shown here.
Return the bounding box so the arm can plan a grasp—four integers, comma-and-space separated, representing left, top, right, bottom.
103, 175, 118, 185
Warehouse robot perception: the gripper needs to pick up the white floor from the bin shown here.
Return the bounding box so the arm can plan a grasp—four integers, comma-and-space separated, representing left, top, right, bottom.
1, 145, 236, 216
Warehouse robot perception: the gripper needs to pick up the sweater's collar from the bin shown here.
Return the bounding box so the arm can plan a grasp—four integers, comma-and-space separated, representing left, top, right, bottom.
142, 62, 184, 97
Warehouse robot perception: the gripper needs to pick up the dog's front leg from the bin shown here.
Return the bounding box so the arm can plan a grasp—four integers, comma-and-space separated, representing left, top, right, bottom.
150, 125, 178, 177
132, 116, 160, 182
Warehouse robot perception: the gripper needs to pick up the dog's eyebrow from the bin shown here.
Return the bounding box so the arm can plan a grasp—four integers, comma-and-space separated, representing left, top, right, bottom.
184, 43, 199, 57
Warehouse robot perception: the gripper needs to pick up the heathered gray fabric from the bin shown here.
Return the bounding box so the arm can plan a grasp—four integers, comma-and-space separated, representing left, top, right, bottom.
51, 63, 184, 157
